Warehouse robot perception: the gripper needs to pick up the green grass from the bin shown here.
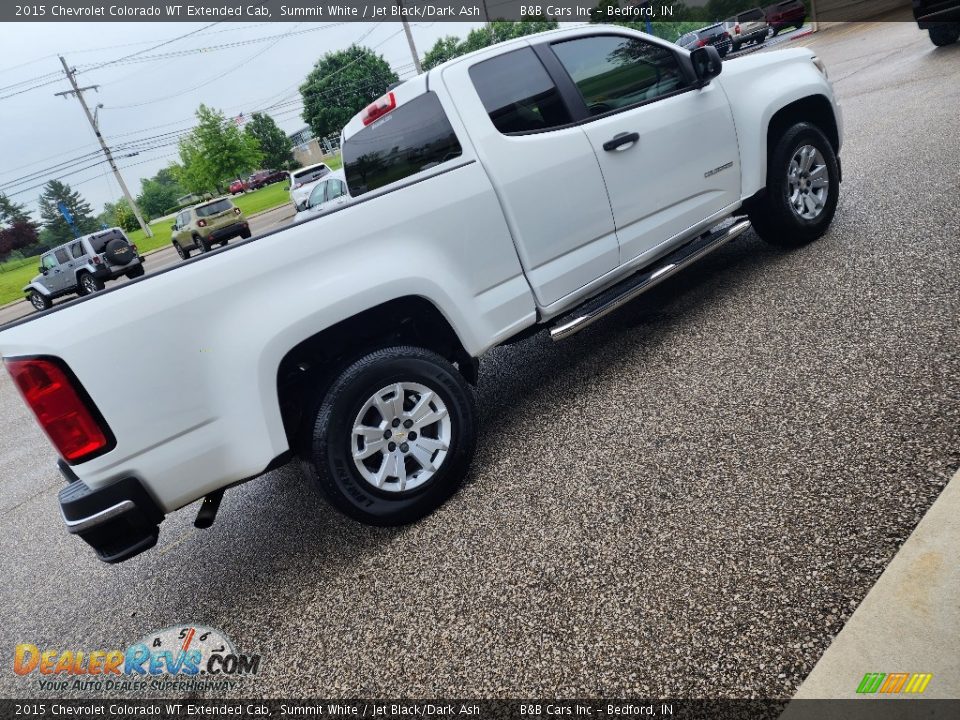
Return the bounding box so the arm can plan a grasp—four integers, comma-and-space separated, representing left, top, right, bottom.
0, 157, 343, 306
0, 261, 40, 306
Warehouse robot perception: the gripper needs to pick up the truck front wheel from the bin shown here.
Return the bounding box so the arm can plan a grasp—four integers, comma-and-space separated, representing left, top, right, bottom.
929, 24, 960, 46
749, 122, 840, 248
304, 346, 478, 526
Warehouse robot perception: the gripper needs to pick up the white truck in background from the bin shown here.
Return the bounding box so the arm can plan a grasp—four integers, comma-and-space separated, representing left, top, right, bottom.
0, 26, 842, 562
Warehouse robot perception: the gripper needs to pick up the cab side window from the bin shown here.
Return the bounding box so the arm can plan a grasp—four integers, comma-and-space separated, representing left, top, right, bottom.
470, 48, 573, 134
41, 254, 57, 270
69, 242, 84, 259
54, 249, 69, 265
326, 179, 346, 201
308, 182, 326, 207
551, 35, 689, 116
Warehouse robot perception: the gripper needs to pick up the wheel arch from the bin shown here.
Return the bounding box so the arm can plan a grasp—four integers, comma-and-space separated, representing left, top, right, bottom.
273, 295, 475, 452
766, 94, 840, 164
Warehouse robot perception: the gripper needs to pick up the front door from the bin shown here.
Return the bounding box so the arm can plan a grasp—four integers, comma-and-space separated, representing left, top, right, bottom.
444, 47, 619, 308
548, 33, 741, 266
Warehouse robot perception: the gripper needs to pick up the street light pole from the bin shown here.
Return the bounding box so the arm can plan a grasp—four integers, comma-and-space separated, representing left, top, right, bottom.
55, 55, 153, 238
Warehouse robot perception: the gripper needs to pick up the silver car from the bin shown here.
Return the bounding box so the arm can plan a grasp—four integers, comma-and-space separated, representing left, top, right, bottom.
23, 228, 144, 311
292, 170, 351, 223
289, 162, 332, 211
725, 8, 770, 53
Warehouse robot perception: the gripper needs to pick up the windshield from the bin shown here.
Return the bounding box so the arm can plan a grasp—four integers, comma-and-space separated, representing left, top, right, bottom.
196, 199, 233, 217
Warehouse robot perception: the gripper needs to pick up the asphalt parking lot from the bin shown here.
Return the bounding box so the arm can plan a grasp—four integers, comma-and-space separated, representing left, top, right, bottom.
0, 21, 957, 700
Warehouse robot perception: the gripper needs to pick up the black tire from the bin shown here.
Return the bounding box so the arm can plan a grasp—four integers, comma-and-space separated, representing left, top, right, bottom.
732, 41, 741, 53
929, 24, 960, 47
304, 346, 478, 526
125, 264, 145, 279
758, 34, 767, 44
194, 234, 210, 253
173, 241, 190, 260
104, 238, 135, 265
795, 21, 804, 30
28, 290, 51, 312
240, 229, 252, 239
719, 45, 730, 58
78, 273, 104, 295
748, 122, 840, 248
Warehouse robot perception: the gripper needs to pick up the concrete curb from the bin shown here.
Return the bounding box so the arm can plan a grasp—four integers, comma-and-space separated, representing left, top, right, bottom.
787, 468, 960, 702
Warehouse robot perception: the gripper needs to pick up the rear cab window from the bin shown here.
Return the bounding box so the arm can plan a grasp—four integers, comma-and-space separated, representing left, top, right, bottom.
69, 242, 84, 259
342, 91, 463, 197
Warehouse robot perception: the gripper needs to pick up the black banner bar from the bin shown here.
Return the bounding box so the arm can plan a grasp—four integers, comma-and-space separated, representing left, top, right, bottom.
2, 700, 960, 720
0, 1, 920, 24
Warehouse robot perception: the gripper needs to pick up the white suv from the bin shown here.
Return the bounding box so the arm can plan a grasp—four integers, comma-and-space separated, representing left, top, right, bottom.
288, 162, 332, 211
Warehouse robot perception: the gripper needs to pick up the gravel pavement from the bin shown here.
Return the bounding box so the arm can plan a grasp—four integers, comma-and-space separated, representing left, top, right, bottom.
0, 22, 957, 700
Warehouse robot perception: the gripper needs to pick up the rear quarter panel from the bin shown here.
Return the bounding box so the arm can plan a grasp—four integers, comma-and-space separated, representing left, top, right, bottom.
0, 164, 534, 512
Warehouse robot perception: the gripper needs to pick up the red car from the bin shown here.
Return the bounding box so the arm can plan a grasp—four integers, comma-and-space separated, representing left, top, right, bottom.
228, 178, 248, 195
764, 0, 806, 36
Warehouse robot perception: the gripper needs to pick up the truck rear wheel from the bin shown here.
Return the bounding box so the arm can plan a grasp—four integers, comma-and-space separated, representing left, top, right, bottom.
929, 24, 960, 46
749, 122, 839, 248
303, 346, 478, 526
78, 273, 104, 295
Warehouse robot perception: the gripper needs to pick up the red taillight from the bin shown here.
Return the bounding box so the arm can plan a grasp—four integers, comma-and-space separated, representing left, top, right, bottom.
4, 357, 112, 463
234, 207, 241, 215
697, 39, 707, 47
197, 219, 207, 227
131, 243, 138, 253
735, 24, 741, 34
92, 255, 101, 265
362, 91, 397, 126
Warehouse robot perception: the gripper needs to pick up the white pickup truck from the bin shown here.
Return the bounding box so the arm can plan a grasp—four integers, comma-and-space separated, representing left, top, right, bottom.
0, 26, 842, 563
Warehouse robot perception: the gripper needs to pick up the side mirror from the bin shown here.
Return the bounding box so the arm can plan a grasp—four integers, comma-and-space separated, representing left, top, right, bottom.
171, 224, 177, 231
691, 45, 723, 86
39, 266, 46, 275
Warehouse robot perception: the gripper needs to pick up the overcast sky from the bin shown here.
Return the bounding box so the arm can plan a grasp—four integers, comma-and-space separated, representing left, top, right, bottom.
0, 20, 497, 218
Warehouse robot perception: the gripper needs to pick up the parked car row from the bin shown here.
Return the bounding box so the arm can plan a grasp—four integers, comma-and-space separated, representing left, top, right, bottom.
229, 168, 288, 195
678, 1, 807, 57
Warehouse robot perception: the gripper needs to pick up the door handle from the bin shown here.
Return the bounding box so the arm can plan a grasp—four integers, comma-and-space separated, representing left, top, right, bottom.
603, 132, 640, 152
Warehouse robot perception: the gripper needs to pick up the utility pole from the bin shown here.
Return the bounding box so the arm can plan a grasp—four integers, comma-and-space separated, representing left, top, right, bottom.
55, 55, 153, 238
395, 1, 423, 74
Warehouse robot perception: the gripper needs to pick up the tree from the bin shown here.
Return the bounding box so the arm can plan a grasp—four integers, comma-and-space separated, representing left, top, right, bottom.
101, 198, 139, 232
176, 104, 263, 195
137, 167, 184, 219
38, 180, 97, 245
0, 220, 39, 262
0, 193, 31, 227
244, 112, 295, 171
421, 20, 560, 70
300, 45, 398, 141
422, 36, 461, 71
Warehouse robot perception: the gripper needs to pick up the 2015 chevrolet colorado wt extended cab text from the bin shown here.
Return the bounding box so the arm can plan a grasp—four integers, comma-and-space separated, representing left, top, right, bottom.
0, 26, 842, 563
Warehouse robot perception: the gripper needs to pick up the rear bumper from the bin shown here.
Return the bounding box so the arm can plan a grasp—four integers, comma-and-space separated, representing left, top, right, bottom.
58, 476, 164, 563
207, 222, 249, 242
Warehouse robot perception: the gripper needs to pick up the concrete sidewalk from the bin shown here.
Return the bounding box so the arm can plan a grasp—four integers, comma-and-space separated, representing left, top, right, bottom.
791, 468, 960, 700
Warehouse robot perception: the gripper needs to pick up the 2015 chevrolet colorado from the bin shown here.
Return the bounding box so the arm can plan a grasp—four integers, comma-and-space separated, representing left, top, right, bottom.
0, 26, 842, 562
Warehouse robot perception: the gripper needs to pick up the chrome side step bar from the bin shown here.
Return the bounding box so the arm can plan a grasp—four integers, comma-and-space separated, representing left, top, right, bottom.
550, 219, 752, 341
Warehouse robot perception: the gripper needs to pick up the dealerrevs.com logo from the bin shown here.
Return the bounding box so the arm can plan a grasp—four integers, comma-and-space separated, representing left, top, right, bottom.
14, 625, 261, 693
